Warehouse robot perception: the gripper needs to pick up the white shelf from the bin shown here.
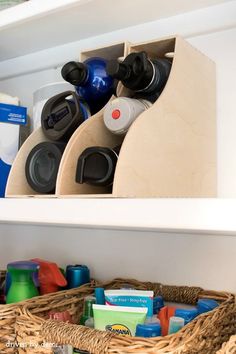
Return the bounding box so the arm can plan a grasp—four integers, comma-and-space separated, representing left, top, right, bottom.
1, 198, 236, 235
0, 0, 228, 62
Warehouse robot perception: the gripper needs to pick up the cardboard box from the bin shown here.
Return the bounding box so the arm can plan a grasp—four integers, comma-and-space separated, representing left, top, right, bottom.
0, 103, 27, 197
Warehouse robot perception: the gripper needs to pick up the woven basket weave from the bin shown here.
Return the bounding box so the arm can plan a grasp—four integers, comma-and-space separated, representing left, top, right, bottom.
15, 278, 236, 354
0, 303, 20, 354
0, 271, 20, 354
216, 335, 236, 354
0, 281, 94, 354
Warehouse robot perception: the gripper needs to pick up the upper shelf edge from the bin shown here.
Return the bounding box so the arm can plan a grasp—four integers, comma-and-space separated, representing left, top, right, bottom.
0, 198, 236, 236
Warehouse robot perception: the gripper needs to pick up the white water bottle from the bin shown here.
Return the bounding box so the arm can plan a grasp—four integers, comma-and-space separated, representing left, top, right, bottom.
103, 97, 152, 135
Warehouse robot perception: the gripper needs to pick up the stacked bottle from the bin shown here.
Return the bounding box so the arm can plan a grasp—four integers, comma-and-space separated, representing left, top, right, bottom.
25, 49, 172, 193
25, 54, 116, 194
61, 57, 116, 115
76, 51, 172, 188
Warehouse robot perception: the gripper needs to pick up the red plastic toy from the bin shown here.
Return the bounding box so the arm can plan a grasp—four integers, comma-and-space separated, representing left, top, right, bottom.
32, 258, 67, 295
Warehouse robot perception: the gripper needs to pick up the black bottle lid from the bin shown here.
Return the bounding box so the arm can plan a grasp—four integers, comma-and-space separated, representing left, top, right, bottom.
25, 142, 66, 194
61, 61, 88, 86
106, 52, 153, 91
41, 91, 85, 141
76, 146, 120, 187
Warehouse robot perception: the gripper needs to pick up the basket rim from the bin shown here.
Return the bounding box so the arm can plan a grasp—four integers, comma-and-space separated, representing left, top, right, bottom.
2, 278, 234, 309
16, 278, 236, 354
20, 278, 234, 313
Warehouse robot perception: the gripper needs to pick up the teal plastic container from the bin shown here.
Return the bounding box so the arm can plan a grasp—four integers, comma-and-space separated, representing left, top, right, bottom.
6, 261, 39, 304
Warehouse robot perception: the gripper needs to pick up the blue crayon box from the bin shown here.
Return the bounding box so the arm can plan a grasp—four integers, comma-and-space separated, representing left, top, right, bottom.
0, 103, 27, 197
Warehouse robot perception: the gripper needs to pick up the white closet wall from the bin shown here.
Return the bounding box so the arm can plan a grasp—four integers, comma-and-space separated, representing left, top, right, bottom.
1, 223, 236, 293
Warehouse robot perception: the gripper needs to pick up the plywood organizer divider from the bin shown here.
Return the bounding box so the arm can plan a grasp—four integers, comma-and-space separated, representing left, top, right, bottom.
6, 36, 216, 198
113, 36, 217, 197
5, 42, 128, 198
58, 35, 216, 198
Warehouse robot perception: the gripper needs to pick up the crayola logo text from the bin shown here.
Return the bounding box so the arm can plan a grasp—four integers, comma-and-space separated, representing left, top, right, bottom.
105, 324, 131, 336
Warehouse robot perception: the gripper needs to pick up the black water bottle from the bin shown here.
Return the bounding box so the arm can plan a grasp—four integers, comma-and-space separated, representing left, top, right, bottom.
41, 91, 90, 142
76, 146, 120, 187
106, 51, 171, 101
25, 142, 66, 194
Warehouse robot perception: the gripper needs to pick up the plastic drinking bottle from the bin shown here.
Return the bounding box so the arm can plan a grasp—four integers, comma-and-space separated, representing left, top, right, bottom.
62, 58, 115, 115
25, 141, 66, 194
6, 261, 39, 304
41, 91, 90, 142
76, 146, 120, 187
106, 51, 171, 102
66, 265, 90, 289
103, 97, 152, 135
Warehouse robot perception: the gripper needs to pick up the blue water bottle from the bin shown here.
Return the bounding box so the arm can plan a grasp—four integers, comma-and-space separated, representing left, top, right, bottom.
61, 57, 115, 115
66, 265, 90, 289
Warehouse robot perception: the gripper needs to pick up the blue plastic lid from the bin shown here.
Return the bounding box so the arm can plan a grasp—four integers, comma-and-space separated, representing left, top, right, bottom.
175, 308, 198, 324
153, 296, 164, 314
67, 264, 88, 268
135, 323, 162, 338
197, 299, 219, 314
7, 261, 39, 271
66, 265, 90, 279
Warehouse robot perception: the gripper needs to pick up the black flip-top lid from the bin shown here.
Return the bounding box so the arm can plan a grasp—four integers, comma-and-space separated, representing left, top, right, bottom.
76, 146, 120, 187
61, 61, 88, 86
25, 142, 66, 194
41, 91, 85, 142
106, 52, 153, 91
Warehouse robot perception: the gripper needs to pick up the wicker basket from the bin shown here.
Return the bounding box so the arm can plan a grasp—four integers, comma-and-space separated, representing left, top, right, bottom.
15, 278, 236, 354
0, 280, 94, 354
216, 335, 236, 354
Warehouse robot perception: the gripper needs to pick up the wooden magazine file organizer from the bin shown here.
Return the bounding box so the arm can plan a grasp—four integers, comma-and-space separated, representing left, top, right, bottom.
5, 42, 128, 197
6, 36, 216, 198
